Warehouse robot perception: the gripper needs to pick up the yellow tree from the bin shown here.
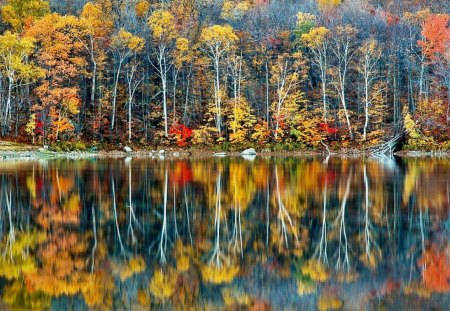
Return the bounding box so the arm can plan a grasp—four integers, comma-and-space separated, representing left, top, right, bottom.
148, 10, 179, 137
110, 29, 145, 131
0, 31, 43, 134
359, 39, 382, 140
1, 0, 50, 31
200, 24, 238, 135
270, 52, 307, 141
226, 51, 256, 143
301, 26, 331, 122
317, 0, 341, 14
330, 25, 359, 139
77, 2, 113, 128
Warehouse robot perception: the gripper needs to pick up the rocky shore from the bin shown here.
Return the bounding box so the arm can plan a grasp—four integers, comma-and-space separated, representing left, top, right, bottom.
0, 141, 449, 161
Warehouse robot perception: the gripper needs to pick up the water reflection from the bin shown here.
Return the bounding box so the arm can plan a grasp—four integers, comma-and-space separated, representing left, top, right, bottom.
0, 157, 449, 310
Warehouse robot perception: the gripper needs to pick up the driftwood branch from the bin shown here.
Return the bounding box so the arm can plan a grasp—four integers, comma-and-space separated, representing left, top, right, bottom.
367, 124, 405, 158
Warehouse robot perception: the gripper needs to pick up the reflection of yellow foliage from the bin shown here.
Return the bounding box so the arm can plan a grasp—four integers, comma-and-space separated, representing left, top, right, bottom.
360, 250, 381, 270
82, 271, 115, 310
222, 287, 251, 306
177, 255, 190, 272
317, 293, 343, 311
137, 289, 151, 307
403, 282, 431, 298
0, 231, 46, 279
0, 256, 35, 280
301, 260, 329, 282
112, 256, 146, 281
125, 256, 146, 280
175, 241, 193, 272
297, 280, 317, 296
201, 264, 239, 284
2, 280, 51, 311
63, 194, 80, 212
26, 175, 36, 199
336, 270, 359, 283
149, 269, 177, 301
403, 163, 419, 204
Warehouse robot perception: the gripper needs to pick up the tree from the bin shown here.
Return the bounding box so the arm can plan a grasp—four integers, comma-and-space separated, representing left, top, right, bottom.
359, 39, 382, 140
302, 26, 331, 122
330, 25, 359, 139
148, 10, 179, 137
1, 0, 50, 31
26, 13, 87, 142
200, 24, 238, 135
0, 31, 43, 135
226, 51, 256, 143
270, 52, 307, 141
110, 29, 145, 132
77, 2, 114, 132
418, 14, 450, 62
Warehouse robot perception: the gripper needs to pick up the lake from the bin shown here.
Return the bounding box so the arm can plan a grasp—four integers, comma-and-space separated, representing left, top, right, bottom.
0, 156, 449, 310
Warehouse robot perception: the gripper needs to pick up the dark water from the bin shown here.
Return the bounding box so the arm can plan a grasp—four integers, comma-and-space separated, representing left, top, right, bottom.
0, 156, 449, 310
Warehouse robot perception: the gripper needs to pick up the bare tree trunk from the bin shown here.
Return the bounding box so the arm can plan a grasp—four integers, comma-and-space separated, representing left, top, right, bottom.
111, 59, 123, 131
265, 61, 270, 127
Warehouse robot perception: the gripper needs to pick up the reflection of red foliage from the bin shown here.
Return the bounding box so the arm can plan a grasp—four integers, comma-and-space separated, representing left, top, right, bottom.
169, 124, 193, 147
318, 171, 336, 187
36, 175, 44, 192
170, 162, 193, 186
318, 123, 337, 135
418, 247, 450, 292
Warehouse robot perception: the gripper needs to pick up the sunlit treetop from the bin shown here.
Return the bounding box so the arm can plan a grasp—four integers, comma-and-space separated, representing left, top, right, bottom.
403, 8, 431, 26
1, 0, 50, 31
418, 14, 450, 62
111, 28, 145, 54
301, 27, 331, 49
221, 0, 252, 22
148, 10, 178, 43
200, 24, 239, 53
294, 12, 317, 44
135, 0, 150, 18
317, 0, 341, 13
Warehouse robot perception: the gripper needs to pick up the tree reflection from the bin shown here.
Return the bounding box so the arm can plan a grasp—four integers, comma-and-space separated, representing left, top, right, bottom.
0, 157, 448, 309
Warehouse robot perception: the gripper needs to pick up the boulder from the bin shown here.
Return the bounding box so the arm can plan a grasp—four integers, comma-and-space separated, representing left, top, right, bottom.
241, 148, 257, 156
124, 146, 133, 153
242, 154, 256, 161
213, 152, 227, 157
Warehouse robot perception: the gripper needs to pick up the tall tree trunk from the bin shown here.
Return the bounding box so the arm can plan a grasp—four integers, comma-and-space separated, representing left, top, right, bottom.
111, 59, 123, 131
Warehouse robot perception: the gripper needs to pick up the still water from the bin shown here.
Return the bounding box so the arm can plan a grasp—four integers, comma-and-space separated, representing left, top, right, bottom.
0, 156, 449, 310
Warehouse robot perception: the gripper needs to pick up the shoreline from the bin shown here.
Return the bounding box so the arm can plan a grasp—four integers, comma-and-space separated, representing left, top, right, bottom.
0, 147, 449, 161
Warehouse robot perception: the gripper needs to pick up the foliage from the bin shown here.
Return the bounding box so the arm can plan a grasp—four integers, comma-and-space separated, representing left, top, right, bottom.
200, 264, 239, 284
0, 0, 448, 151
221, 1, 252, 22
317, 293, 343, 311
418, 14, 450, 62
149, 268, 177, 301
169, 124, 193, 147
1, 0, 50, 30
418, 247, 450, 292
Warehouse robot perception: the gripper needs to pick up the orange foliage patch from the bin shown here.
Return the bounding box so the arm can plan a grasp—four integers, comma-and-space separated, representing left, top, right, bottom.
418, 247, 450, 293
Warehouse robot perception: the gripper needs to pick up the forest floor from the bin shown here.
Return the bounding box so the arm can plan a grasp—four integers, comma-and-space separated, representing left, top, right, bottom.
0, 140, 449, 160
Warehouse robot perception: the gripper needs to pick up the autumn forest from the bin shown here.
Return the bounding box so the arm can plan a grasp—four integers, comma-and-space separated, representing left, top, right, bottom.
0, 0, 448, 151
